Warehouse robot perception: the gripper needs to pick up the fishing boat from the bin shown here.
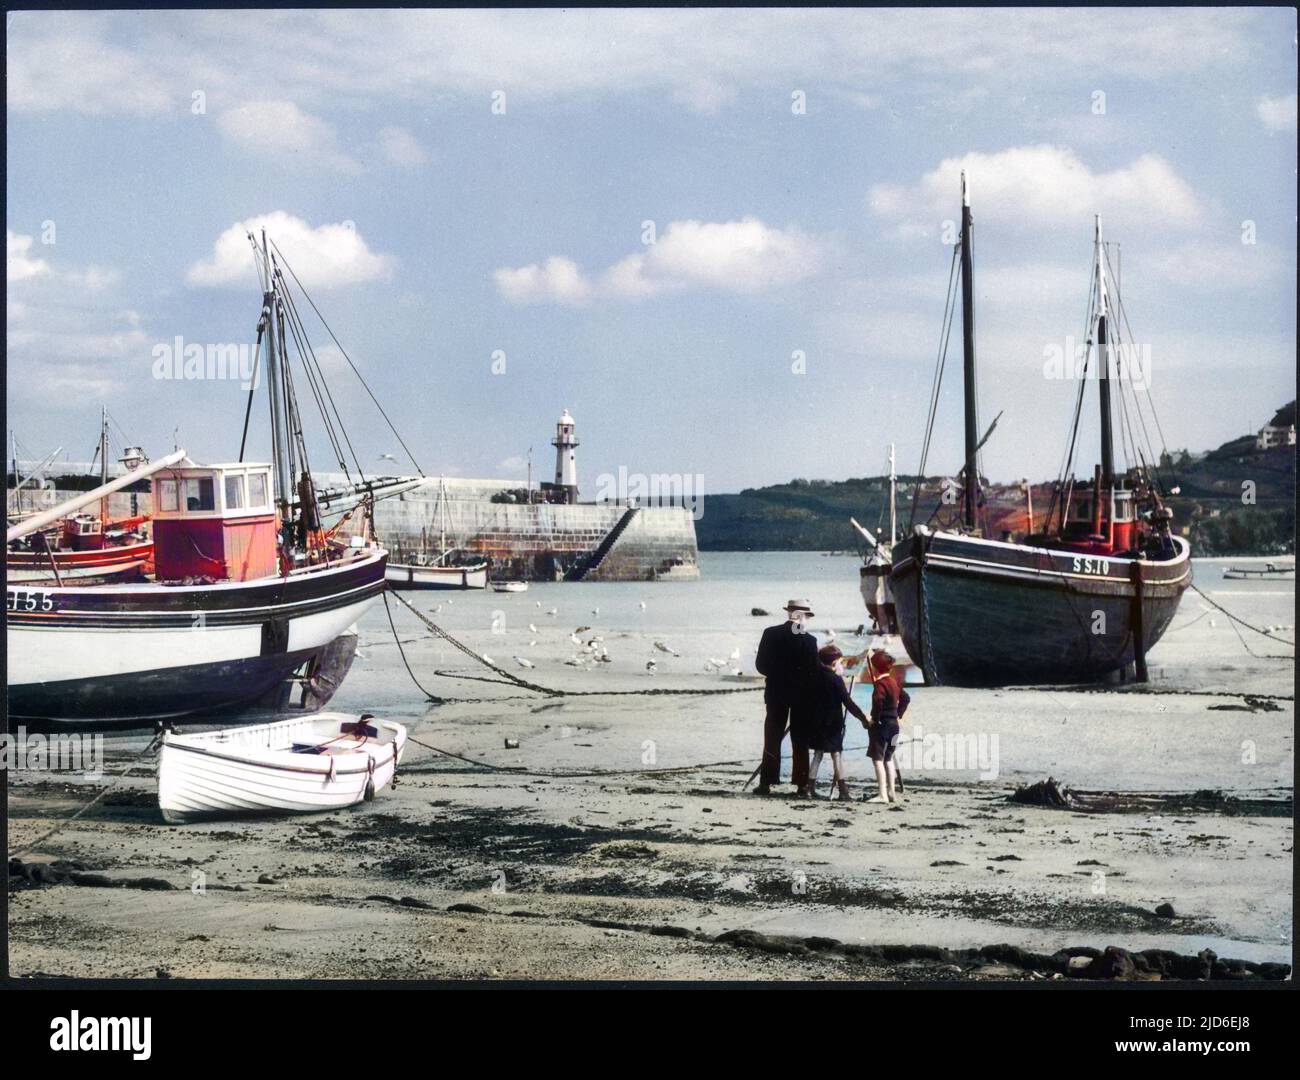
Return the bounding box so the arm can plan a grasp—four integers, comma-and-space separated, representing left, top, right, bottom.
157, 711, 406, 823
7, 418, 154, 584
492, 580, 528, 593
1222, 563, 1294, 580
889, 174, 1189, 686
851, 443, 900, 635
384, 475, 489, 590
6, 233, 405, 724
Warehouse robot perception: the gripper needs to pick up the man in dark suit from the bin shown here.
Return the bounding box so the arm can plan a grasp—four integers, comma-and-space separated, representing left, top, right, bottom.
754, 599, 818, 796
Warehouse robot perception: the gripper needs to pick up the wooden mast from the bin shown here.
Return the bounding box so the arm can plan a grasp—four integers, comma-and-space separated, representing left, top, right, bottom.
959, 172, 979, 531
1096, 215, 1115, 490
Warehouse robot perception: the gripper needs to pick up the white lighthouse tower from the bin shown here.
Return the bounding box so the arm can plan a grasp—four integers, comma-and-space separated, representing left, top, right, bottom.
546, 408, 580, 505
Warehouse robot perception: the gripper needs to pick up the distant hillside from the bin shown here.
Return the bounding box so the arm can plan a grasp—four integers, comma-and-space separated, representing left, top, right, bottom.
697, 403, 1296, 556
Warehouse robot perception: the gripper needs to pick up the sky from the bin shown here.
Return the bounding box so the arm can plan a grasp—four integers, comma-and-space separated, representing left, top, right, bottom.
6, 8, 1297, 498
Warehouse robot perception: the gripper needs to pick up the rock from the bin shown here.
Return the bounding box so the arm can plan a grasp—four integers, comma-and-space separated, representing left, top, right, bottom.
446, 902, 489, 914
1068, 955, 1093, 974
399, 896, 435, 909
751, 608, 770, 617
1086, 946, 1138, 980
1011, 777, 1076, 808
1154, 902, 1176, 918
257, 873, 279, 885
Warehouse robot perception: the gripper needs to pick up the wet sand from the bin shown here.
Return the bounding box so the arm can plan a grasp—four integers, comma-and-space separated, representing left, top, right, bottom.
7, 561, 1294, 980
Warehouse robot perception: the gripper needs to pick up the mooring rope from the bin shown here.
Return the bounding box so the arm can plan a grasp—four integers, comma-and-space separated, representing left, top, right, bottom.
385, 589, 764, 700
1188, 582, 1294, 654
402, 730, 874, 781
9, 731, 165, 859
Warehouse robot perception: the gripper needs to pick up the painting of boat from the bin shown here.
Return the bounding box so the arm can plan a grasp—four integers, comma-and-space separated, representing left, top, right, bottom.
157, 711, 406, 823
889, 174, 1189, 687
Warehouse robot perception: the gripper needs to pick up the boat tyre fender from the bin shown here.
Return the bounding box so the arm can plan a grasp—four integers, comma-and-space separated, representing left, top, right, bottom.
326, 756, 337, 784
364, 756, 376, 802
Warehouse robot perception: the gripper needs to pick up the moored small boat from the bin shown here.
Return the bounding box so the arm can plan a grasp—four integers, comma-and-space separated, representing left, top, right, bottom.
158, 711, 407, 823
386, 559, 489, 590
492, 580, 528, 593
1222, 562, 1294, 580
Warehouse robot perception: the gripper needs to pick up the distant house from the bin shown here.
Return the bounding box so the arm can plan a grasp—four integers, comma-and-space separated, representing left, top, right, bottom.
1256, 422, 1297, 450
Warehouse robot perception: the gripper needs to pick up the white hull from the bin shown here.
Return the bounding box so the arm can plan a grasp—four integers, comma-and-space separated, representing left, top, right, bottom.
385, 561, 488, 590
158, 712, 407, 823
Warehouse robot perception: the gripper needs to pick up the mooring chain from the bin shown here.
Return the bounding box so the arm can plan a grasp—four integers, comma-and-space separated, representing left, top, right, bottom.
10, 731, 166, 860
385, 589, 763, 700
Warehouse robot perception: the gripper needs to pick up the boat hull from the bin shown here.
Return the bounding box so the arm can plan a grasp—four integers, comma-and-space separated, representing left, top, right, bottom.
6, 550, 386, 724
385, 561, 487, 590
889, 531, 1189, 686
6, 539, 152, 584
158, 712, 406, 823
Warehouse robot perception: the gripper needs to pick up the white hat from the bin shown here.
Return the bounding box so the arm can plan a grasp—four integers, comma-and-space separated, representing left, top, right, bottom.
784, 599, 815, 617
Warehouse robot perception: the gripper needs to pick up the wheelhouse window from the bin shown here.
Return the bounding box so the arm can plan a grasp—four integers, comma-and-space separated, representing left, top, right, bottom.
224, 475, 246, 510
159, 479, 178, 512
184, 477, 215, 512
247, 472, 269, 509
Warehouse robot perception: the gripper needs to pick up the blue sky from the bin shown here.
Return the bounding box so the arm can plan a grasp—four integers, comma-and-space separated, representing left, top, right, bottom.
6, 8, 1296, 496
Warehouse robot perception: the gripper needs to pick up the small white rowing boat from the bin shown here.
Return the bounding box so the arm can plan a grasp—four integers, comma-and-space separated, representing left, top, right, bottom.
492, 580, 529, 593
158, 712, 407, 823
385, 560, 488, 590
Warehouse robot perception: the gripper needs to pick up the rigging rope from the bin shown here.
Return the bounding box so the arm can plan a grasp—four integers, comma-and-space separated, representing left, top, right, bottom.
269, 239, 425, 478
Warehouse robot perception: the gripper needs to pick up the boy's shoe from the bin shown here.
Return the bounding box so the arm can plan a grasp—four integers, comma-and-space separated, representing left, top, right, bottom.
754, 783, 771, 797
835, 781, 853, 801
864, 794, 890, 804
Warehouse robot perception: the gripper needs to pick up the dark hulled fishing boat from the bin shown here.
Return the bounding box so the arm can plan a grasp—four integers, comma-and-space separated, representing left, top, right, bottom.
6, 233, 413, 724
889, 174, 1189, 687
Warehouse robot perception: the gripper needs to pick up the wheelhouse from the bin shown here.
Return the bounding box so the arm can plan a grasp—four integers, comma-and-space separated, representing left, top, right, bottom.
152, 462, 278, 581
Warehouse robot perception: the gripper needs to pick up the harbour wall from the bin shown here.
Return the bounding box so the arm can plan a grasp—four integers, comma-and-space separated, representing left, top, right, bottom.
373, 478, 700, 582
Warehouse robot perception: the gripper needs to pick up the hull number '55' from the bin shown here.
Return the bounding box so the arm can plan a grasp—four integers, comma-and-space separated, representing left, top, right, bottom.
1070, 556, 1112, 576
6, 589, 56, 612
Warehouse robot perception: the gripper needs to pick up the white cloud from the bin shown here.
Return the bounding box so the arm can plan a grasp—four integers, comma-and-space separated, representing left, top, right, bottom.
869, 146, 1203, 234
1257, 93, 1297, 133
187, 212, 394, 290
496, 218, 828, 305
8, 230, 50, 282
494, 257, 593, 306
378, 125, 428, 166
499, 455, 529, 473
217, 100, 360, 173
5, 9, 1263, 118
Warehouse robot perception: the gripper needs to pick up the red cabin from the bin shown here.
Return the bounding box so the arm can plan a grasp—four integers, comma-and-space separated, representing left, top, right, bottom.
152, 462, 278, 582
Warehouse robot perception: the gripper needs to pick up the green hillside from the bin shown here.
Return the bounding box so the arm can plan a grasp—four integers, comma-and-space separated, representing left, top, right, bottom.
697, 403, 1296, 556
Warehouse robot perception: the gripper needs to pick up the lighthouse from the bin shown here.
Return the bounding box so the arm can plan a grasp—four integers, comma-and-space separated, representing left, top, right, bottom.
544, 408, 580, 505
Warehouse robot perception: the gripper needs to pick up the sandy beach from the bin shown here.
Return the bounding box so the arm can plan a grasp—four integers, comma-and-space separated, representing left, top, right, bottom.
7, 555, 1293, 981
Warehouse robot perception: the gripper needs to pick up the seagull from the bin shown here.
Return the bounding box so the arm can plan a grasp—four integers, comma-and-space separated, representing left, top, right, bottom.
638, 601, 647, 610
481, 654, 495, 665
707, 657, 728, 669
653, 641, 679, 656
565, 657, 586, 667
528, 640, 538, 647
645, 660, 657, 674
528, 623, 538, 633
575, 625, 591, 634
378, 453, 397, 462
546, 608, 558, 617
570, 633, 583, 646
728, 647, 740, 660
592, 607, 599, 616
513, 656, 534, 669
